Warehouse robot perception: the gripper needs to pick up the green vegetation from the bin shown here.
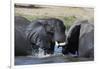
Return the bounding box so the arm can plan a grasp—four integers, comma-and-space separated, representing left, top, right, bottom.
62, 16, 76, 30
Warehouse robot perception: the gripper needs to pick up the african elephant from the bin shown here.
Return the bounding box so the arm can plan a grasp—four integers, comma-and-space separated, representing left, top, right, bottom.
15, 28, 32, 56
62, 20, 94, 58
15, 16, 32, 56
25, 18, 66, 55
15, 16, 66, 56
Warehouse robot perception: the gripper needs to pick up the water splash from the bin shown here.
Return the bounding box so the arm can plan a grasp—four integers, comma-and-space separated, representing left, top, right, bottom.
31, 48, 52, 58
54, 42, 63, 55
31, 41, 66, 58
38, 48, 51, 58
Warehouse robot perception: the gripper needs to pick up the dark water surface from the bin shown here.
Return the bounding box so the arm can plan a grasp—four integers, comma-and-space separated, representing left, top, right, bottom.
15, 44, 93, 65
15, 55, 93, 65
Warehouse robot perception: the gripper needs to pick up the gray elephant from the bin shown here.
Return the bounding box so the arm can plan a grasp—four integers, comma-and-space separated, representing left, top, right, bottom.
25, 18, 66, 55
62, 20, 94, 58
15, 28, 32, 56
15, 16, 32, 56
15, 16, 66, 56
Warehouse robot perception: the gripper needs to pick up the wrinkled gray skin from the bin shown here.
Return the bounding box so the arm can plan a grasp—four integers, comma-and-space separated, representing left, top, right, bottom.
15, 16, 66, 56
79, 21, 94, 58
62, 20, 94, 58
25, 18, 66, 55
15, 16, 32, 56
15, 28, 32, 56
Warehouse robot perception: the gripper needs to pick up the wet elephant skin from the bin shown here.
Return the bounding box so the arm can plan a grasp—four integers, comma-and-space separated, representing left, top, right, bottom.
62, 20, 94, 58
15, 16, 66, 56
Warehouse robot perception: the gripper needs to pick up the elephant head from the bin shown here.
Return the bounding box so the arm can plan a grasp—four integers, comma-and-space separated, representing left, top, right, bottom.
25, 18, 66, 55
39, 18, 66, 43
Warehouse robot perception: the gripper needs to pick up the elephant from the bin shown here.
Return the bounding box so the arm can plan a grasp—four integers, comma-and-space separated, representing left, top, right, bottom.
15, 16, 32, 56
15, 16, 66, 56
62, 20, 94, 58
15, 28, 32, 56
25, 18, 66, 55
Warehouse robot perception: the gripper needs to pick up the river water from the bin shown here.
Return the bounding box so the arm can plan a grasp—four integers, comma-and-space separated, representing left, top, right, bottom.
15, 55, 93, 65
15, 42, 93, 65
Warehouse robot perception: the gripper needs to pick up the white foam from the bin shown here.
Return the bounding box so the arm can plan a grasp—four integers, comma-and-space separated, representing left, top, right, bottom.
37, 48, 52, 58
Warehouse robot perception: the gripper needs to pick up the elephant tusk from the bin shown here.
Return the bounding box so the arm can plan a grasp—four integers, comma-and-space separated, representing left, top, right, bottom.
55, 41, 66, 47
55, 41, 59, 46
59, 42, 66, 46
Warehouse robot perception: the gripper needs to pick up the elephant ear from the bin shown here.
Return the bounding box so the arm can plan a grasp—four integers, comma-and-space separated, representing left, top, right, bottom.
26, 26, 50, 50
25, 21, 42, 40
